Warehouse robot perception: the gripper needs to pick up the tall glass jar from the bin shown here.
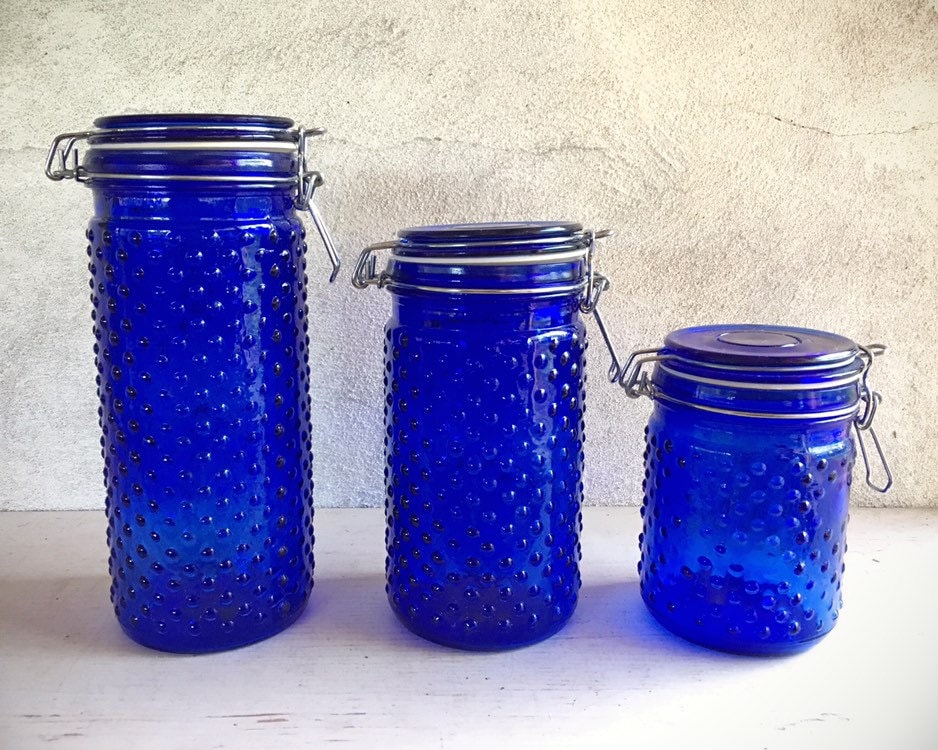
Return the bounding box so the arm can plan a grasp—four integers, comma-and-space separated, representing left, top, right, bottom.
354, 222, 612, 650
45, 114, 339, 652
614, 325, 891, 655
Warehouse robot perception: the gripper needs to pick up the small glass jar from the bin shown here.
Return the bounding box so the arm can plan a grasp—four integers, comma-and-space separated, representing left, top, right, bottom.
353, 222, 612, 650
46, 114, 339, 653
613, 325, 891, 655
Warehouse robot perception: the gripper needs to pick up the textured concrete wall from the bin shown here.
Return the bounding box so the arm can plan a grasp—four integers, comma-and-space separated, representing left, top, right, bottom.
1, 0, 936, 510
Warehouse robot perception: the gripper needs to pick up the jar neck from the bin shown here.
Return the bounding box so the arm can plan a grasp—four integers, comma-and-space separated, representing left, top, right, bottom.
90, 186, 297, 221
652, 364, 861, 422
392, 291, 582, 329
82, 115, 299, 186
386, 256, 586, 295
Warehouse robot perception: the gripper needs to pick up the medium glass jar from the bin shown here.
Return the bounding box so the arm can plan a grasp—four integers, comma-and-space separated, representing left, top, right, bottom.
46, 114, 339, 653
353, 222, 612, 650
614, 325, 891, 655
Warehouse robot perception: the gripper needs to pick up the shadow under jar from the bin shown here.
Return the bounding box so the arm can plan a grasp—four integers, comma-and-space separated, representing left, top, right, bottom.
45, 114, 340, 653
616, 325, 891, 655
354, 222, 613, 650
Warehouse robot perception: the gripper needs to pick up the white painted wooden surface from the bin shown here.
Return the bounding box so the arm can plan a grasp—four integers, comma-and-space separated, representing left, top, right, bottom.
0, 508, 935, 749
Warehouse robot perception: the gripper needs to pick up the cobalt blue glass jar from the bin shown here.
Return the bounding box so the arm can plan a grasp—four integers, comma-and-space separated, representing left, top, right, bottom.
45, 114, 340, 652
354, 223, 612, 650
616, 325, 892, 655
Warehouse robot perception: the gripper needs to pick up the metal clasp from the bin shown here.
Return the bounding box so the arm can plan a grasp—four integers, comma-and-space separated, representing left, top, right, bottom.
579, 229, 612, 313
575, 229, 668, 396
854, 343, 892, 493
617, 348, 667, 399
295, 127, 341, 282
45, 131, 93, 182
352, 241, 396, 290
578, 229, 630, 383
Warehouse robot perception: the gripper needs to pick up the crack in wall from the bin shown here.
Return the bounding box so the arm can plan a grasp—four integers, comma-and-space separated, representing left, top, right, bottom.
757, 112, 937, 138
703, 102, 938, 138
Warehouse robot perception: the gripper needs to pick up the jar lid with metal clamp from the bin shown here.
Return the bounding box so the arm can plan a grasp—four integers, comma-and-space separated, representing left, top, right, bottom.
592, 321, 893, 492
352, 221, 613, 308
45, 113, 340, 281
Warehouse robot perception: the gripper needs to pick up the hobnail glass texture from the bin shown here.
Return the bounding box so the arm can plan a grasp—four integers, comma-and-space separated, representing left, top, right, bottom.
381, 224, 588, 650
637, 327, 860, 656
81, 115, 315, 652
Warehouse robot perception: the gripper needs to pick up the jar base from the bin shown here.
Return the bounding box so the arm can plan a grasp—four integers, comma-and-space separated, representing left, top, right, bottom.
643, 599, 833, 656
116, 593, 311, 654
390, 604, 576, 652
